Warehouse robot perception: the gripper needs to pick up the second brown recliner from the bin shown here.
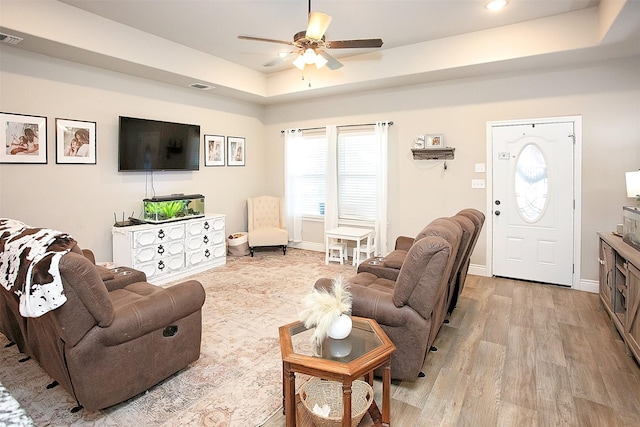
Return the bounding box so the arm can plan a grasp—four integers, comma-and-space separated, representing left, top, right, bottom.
315, 224, 459, 381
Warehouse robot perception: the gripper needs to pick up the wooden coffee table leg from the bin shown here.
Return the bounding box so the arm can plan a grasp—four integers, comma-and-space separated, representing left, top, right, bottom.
364, 371, 374, 386
382, 361, 391, 426
283, 362, 296, 427
342, 380, 352, 427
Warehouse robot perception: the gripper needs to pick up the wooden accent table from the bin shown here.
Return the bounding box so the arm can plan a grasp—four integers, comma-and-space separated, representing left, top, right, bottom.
279, 316, 395, 427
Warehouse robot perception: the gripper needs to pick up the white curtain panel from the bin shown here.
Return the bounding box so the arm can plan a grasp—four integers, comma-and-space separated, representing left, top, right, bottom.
374, 121, 390, 256
324, 125, 339, 232
284, 128, 304, 242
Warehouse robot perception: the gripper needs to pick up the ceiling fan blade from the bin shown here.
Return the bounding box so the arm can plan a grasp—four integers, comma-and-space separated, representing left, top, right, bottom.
306, 12, 332, 41
238, 35, 295, 47
318, 50, 343, 70
325, 39, 384, 49
263, 52, 296, 67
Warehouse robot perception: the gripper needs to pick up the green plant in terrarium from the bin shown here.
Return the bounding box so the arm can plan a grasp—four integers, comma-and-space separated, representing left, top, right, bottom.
145, 201, 185, 220
159, 201, 185, 219
144, 203, 163, 218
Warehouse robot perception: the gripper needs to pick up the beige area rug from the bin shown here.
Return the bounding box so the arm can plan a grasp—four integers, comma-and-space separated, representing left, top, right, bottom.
0, 248, 356, 426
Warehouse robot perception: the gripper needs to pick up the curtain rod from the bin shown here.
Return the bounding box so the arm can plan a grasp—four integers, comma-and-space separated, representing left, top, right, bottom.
280, 121, 393, 133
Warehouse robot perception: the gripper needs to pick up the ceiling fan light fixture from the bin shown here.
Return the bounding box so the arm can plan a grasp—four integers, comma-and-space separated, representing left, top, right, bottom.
303, 48, 317, 64
314, 53, 328, 69
306, 12, 332, 41
293, 54, 306, 70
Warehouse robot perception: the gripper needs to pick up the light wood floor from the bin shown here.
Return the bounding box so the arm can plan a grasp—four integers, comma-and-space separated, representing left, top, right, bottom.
263, 275, 640, 426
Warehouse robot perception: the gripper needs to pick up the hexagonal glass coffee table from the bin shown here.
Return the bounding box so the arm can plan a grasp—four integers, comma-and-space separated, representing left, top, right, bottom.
279, 316, 395, 427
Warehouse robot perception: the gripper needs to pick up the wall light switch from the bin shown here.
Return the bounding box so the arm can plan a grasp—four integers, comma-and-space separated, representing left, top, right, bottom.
471, 179, 486, 189
475, 163, 486, 173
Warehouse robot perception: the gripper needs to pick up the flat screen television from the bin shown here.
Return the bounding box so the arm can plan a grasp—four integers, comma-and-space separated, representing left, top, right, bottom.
118, 116, 200, 171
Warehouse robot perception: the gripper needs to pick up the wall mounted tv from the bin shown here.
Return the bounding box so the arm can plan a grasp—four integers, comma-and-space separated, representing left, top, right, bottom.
118, 116, 200, 171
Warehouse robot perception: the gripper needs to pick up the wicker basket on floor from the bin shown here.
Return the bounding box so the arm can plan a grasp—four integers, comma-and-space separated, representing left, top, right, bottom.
299, 379, 374, 427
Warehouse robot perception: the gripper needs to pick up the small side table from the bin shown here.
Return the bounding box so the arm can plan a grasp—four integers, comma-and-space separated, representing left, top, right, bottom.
279, 316, 395, 427
325, 227, 374, 266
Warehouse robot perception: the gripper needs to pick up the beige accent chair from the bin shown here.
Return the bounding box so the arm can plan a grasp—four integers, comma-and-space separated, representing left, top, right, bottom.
247, 196, 288, 256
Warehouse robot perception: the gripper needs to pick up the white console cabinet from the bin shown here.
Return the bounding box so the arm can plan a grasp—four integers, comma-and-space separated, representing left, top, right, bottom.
112, 214, 226, 284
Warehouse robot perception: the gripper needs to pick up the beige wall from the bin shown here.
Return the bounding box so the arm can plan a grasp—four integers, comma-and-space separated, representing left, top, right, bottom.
1, 45, 639, 284
0, 47, 268, 261
264, 56, 640, 284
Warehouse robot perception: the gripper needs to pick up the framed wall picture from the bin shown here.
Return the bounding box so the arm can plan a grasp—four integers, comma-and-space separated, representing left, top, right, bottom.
204, 134, 225, 166
55, 118, 97, 164
227, 136, 245, 166
424, 134, 444, 148
0, 112, 47, 164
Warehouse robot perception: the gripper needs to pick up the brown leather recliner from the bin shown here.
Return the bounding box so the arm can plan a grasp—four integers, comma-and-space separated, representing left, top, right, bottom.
357, 216, 457, 281
445, 214, 475, 313
448, 209, 485, 313
358, 210, 484, 316
1, 243, 206, 411
316, 229, 458, 381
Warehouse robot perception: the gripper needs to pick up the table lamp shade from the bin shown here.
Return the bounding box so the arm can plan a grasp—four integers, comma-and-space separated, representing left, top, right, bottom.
626, 171, 640, 198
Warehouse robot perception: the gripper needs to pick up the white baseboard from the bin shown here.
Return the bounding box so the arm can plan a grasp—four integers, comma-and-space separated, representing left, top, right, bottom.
468, 264, 488, 277
289, 242, 324, 252
575, 279, 599, 294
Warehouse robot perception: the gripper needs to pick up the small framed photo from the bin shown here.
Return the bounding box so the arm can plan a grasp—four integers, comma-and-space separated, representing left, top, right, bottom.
0, 112, 47, 164
227, 136, 245, 166
204, 134, 225, 166
424, 134, 444, 148
55, 118, 96, 164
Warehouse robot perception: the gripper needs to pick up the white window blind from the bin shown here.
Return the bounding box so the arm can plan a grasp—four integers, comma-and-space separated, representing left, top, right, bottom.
299, 131, 327, 216
337, 127, 377, 221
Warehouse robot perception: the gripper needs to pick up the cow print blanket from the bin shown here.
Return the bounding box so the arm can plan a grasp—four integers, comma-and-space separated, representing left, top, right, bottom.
0, 218, 77, 318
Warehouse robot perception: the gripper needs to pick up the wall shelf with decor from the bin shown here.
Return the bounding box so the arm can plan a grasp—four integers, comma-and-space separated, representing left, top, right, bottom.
411, 147, 455, 160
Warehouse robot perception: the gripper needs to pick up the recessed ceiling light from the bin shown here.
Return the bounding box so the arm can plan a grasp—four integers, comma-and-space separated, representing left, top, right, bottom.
486, 0, 508, 11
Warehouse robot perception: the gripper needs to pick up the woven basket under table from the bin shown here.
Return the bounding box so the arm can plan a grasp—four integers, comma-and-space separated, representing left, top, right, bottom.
299, 379, 374, 427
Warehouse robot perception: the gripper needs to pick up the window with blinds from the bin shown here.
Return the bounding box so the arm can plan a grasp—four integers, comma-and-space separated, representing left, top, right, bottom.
337, 126, 377, 221
294, 126, 378, 221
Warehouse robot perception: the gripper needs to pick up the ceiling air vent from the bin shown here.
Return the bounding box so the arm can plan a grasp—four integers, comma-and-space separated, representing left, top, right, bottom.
189, 83, 214, 90
0, 32, 23, 45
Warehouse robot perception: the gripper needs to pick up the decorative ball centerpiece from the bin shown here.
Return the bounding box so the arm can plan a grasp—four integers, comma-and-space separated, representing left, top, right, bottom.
300, 277, 352, 345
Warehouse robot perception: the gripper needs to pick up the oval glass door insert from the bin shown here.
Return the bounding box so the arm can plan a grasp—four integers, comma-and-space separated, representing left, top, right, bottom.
515, 143, 548, 222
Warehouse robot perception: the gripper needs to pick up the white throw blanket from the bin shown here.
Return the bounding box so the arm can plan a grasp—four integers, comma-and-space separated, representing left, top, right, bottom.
0, 218, 75, 317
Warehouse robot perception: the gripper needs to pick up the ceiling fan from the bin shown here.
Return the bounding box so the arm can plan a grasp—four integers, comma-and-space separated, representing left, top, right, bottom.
237, 0, 383, 70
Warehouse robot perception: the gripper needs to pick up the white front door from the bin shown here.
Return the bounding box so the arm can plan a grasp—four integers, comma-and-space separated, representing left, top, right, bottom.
491, 121, 575, 286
